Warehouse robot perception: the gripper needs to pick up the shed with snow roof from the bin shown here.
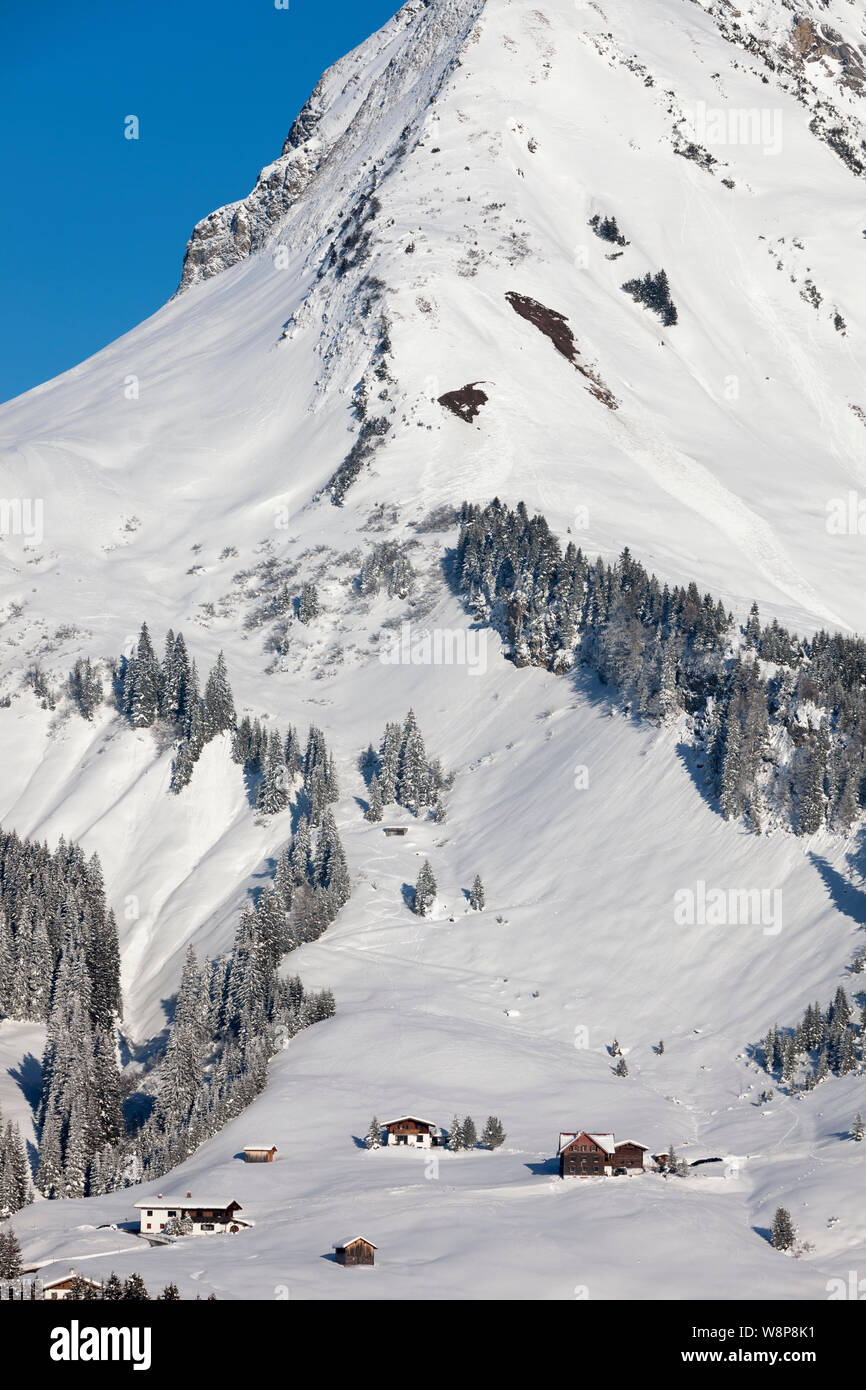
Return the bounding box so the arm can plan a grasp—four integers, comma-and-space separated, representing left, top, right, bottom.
334, 1237, 376, 1266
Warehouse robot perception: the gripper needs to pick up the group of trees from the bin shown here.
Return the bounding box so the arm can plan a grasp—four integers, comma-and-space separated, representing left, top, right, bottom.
760, 985, 865, 1091
357, 540, 416, 600
108, 624, 237, 794
621, 269, 678, 326
0, 1110, 30, 1215
234, 719, 339, 824
588, 213, 628, 247
0, 831, 120, 1029
2, 810, 345, 1201
0, 829, 123, 1202
453, 499, 866, 837
361, 709, 449, 822
66, 1272, 189, 1300
96, 809, 345, 1190
448, 1116, 506, 1150
68, 657, 103, 720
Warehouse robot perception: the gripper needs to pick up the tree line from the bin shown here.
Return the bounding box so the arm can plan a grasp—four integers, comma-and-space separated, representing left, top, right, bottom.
453, 499, 866, 836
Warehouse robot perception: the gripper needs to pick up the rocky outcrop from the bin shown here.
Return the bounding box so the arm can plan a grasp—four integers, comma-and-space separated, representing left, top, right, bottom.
175, 0, 485, 294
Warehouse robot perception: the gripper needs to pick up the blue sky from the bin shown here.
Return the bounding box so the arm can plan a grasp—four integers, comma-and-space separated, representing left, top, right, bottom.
0, 0, 398, 405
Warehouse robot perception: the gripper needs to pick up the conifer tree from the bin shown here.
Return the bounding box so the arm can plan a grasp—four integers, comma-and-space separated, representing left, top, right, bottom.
203, 651, 236, 739
447, 1116, 464, 1151
414, 861, 437, 917
365, 1116, 382, 1149
257, 730, 290, 815
298, 582, 320, 624
100, 1272, 124, 1300
480, 1116, 506, 1149
771, 1206, 795, 1252
0, 1227, 22, 1278
365, 774, 384, 822
123, 1272, 151, 1301
469, 875, 485, 911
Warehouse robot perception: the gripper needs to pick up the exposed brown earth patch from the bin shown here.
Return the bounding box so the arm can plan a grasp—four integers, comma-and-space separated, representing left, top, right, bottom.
437, 382, 489, 423
505, 291, 619, 410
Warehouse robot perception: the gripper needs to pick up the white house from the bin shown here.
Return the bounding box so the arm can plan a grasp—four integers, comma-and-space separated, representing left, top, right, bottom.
133, 1194, 250, 1235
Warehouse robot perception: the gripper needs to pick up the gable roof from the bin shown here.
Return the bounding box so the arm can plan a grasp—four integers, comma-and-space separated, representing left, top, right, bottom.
558, 1131, 616, 1155
587, 1133, 616, 1153
613, 1139, 649, 1150
381, 1116, 440, 1130
42, 1272, 103, 1290
334, 1236, 377, 1250
133, 1198, 241, 1211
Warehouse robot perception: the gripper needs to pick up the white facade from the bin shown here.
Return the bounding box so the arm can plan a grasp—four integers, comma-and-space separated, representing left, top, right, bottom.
134, 1198, 247, 1235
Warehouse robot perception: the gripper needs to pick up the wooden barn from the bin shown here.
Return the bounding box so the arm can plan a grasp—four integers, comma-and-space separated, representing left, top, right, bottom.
334, 1237, 376, 1267
558, 1131, 648, 1177
383, 827, 407, 837
613, 1139, 649, 1171
243, 1145, 277, 1163
383, 1115, 443, 1148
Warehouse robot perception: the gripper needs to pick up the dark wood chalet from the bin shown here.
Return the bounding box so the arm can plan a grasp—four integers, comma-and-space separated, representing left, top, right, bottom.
383, 827, 408, 837
613, 1140, 649, 1171
334, 1237, 376, 1267
558, 1131, 648, 1177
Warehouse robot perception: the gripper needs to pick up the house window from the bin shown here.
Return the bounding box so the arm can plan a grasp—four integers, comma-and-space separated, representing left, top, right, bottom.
202, 1223, 214, 1232
146, 1223, 151, 1230
146, 1210, 152, 1216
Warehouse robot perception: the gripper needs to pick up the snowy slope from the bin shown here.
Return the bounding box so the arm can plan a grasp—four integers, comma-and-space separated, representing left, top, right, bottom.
1, 0, 866, 1298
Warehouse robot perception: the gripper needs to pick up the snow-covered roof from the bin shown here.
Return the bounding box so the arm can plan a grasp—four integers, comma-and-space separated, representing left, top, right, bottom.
558, 1131, 617, 1154
334, 1236, 377, 1249
42, 1271, 102, 1288
133, 1198, 241, 1210
614, 1139, 649, 1150
243, 1144, 277, 1150
381, 1116, 441, 1130
587, 1133, 616, 1154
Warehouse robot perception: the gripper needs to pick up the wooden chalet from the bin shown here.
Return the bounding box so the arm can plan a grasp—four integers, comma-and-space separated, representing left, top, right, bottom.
134, 1194, 249, 1235
557, 1131, 649, 1178
334, 1237, 376, 1267
383, 827, 408, 837
42, 1271, 103, 1300
243, 1145, 278, 1163
382, 1115, 443, 1148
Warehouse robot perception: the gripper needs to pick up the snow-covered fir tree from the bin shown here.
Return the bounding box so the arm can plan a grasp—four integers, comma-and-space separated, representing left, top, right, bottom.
414, 861, 437, 917
771, 1207, 795, 1252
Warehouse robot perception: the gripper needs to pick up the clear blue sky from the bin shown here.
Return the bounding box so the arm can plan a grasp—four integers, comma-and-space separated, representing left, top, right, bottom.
0, 0, 398, 405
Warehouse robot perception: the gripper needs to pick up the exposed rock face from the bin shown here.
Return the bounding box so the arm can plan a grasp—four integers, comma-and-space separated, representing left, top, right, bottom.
691, 0, 866, 176
176, 0, 486, 294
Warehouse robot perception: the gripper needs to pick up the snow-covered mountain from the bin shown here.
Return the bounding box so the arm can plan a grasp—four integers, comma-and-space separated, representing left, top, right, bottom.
1, 0, 865, 1300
